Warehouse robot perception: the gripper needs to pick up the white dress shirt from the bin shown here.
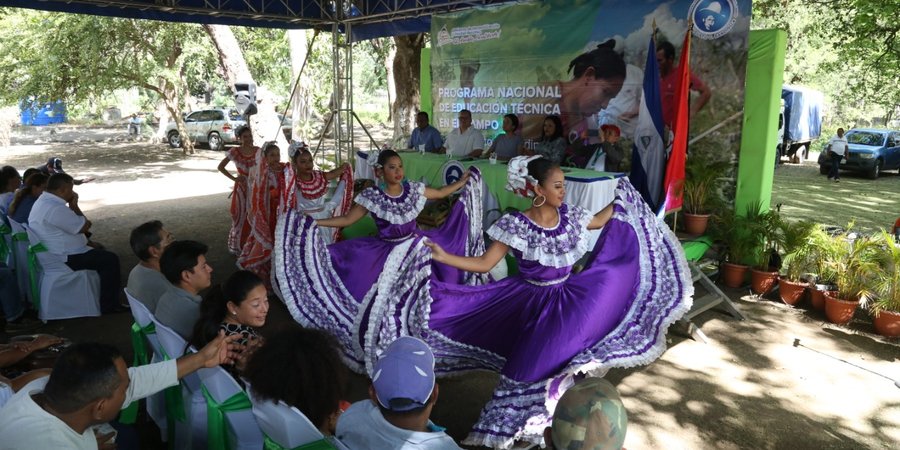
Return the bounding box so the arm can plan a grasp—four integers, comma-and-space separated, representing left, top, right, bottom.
27, 192, 90, 255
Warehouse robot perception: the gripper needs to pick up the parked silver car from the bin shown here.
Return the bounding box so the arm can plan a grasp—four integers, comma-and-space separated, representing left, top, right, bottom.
165, 109, 246, 151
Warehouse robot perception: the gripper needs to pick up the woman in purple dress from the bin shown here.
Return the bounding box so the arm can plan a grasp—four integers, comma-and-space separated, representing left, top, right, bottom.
399, 155, 691, 448
273, 149, 488, 370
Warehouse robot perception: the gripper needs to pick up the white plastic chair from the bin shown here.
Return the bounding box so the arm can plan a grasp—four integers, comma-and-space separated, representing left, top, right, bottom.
197, 365, 263, 450
6, 219, 31, 307
124, 289, 168, 439
151, 317, 207, 449
245, 385, 325, 448
21, 221, 101, 321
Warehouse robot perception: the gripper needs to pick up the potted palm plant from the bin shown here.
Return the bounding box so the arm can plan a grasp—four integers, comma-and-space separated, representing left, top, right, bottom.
746, 202, 783, 295
682, 158, 728, 236
863, 231, 900, 336
712, 208, 756, 288
823, 226, 881, 325
807, 226, 839, 310
778, 220, 818, 306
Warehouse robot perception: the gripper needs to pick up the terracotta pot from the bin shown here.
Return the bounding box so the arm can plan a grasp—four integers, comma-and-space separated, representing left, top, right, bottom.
873, 310, 900, 337
683, 213, 710, 236
824, 292, 859, 325
810, 284, 835, 310
779, 279, 808, 306
721, 262, 748, 288
750, 268, 779, 295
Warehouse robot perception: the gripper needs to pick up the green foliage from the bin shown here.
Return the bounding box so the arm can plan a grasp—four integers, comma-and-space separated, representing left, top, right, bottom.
779, 220, 819, 281
819, 223, 883, 301
752, 0, 900, 126
744, 201, 784, 270
867, 231, 900, 315
683, 156, 730, 215
232, 27, 291, 99
711, 206, 757, 265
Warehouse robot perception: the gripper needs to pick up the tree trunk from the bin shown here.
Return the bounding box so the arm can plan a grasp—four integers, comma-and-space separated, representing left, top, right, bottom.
203, 24, 288, 150
386, 43, 396, 122
288, 29, 313, 142
391, 34, 425, 141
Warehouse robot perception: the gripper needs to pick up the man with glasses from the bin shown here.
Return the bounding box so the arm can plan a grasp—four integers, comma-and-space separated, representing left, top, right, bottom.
125, 220, 175, 312
439, 109, 484, 158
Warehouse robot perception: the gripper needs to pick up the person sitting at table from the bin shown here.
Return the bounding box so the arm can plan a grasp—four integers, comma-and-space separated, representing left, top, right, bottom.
408, 111, 443, 153
439, 109, 484, 158
526, 115, 568, 164
482, 114, 524, 162
273, 149, 488, 372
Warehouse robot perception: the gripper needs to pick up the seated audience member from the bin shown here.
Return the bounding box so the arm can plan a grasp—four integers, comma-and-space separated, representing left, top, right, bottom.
126, 220, 174, 312
0, 166, 22, 217
409, 111, 443, 153
0, 335, 236, 448
484, 114, 524, 161
28, 173, 123, 314
1, 263, 40, 333
155, 240, 213, 339
336, 336, 461, 449
191, 270, 268, 376
244, 326, 347, 436
439, 109, 484, 158
543, 378, 628, 450
38, 157, 94, 185
8, 172, 48, 224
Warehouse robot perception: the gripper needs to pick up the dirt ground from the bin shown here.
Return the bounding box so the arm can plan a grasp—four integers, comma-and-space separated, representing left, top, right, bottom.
1, 127, 898, 449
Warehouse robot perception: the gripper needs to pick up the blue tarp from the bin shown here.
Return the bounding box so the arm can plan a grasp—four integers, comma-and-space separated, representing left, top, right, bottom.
781, 85, 824, 142
0, 0, 516, 40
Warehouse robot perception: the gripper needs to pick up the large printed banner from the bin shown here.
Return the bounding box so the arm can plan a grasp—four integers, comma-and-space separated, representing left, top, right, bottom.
431, 0, 752, 162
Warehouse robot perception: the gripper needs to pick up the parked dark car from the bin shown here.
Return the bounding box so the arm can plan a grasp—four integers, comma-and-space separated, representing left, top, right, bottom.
165, 108, 246, 151
818, 128, 900, 179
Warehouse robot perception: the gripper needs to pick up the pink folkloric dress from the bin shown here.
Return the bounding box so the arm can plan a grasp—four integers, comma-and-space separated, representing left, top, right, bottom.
226, 147, 258, 255
238, 150, 285, 286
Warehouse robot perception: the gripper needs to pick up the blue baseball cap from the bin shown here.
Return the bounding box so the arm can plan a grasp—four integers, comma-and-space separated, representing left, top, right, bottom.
371, 337, 435, 412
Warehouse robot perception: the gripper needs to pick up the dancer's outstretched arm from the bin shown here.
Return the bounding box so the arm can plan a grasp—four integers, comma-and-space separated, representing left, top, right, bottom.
317, 203, 367, 228
425, 240, 508, 274
425, 171, 470, 200
325, 163, 351, 181
587, 203, 614, 230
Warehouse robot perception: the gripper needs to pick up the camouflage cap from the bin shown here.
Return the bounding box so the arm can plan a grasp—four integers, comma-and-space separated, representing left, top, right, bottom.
551, 378, 627, 450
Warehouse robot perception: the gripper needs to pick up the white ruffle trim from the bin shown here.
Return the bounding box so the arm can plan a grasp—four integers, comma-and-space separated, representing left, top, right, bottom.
354, 182, 427, 224
486, 205, 593, 268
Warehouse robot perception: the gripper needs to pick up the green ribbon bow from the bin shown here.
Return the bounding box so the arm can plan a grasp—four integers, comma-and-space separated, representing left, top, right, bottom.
263, 436, 337, 450
202, 385, 252, 450
119, 321, 158, 424
0, 223, 11, 263
26, 242, 47, 311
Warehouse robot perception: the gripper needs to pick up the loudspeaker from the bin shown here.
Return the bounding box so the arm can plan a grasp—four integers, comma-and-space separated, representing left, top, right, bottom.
234, 81, 257, 117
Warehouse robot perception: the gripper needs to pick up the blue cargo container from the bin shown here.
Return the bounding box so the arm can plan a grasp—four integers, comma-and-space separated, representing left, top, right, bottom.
19, 100, 67, 126
776, 85, 824, 162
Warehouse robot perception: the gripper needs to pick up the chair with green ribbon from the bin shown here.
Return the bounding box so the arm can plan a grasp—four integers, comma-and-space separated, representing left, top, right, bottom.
0, 222, 12, 265
198, 365, 263, 449
245, 383, 339, 450
152, 317, 208, 449
8, 219, 31, 306
119, 290, 168, 433
18, 221, 101, 321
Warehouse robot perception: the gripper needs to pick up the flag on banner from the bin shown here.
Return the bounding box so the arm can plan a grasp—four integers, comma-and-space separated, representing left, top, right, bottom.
629, 36, 666, 212
660, 29, 692, 217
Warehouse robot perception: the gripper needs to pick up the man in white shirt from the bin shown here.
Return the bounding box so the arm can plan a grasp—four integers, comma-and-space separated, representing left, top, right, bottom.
336, 337, 461, 450
826, 127, 849, 182
155, 240, 213, 339
126, 220, 174, 312
0, 334, 237, 449
440, 109, 484, 157
28, 173, 123, 313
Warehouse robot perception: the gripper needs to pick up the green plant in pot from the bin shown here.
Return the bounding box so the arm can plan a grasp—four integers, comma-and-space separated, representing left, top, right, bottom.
682, 158, 729, 236
822, 225, 881, 325
711, 207, 756, 288
807, 225, 840, 310
863, 231, 900, 336
745, 202, 784, 296
778, 220, 818, 306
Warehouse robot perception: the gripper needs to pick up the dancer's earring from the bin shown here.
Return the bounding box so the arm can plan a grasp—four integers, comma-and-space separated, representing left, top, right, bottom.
532, 195, 546, 208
